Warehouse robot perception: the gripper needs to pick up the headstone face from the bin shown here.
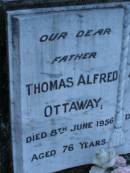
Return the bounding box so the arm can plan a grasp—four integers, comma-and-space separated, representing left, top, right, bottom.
7, 3, 130, 173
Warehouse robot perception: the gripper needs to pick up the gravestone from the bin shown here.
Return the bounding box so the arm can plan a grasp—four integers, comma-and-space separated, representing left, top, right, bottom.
1, 0, 130, 173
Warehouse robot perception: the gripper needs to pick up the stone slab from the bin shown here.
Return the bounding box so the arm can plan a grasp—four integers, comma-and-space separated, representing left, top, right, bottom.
7, 2, 130, 173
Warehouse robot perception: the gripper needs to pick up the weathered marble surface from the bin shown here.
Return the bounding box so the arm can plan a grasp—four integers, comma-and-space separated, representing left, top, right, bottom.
7, 3, 127, 173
